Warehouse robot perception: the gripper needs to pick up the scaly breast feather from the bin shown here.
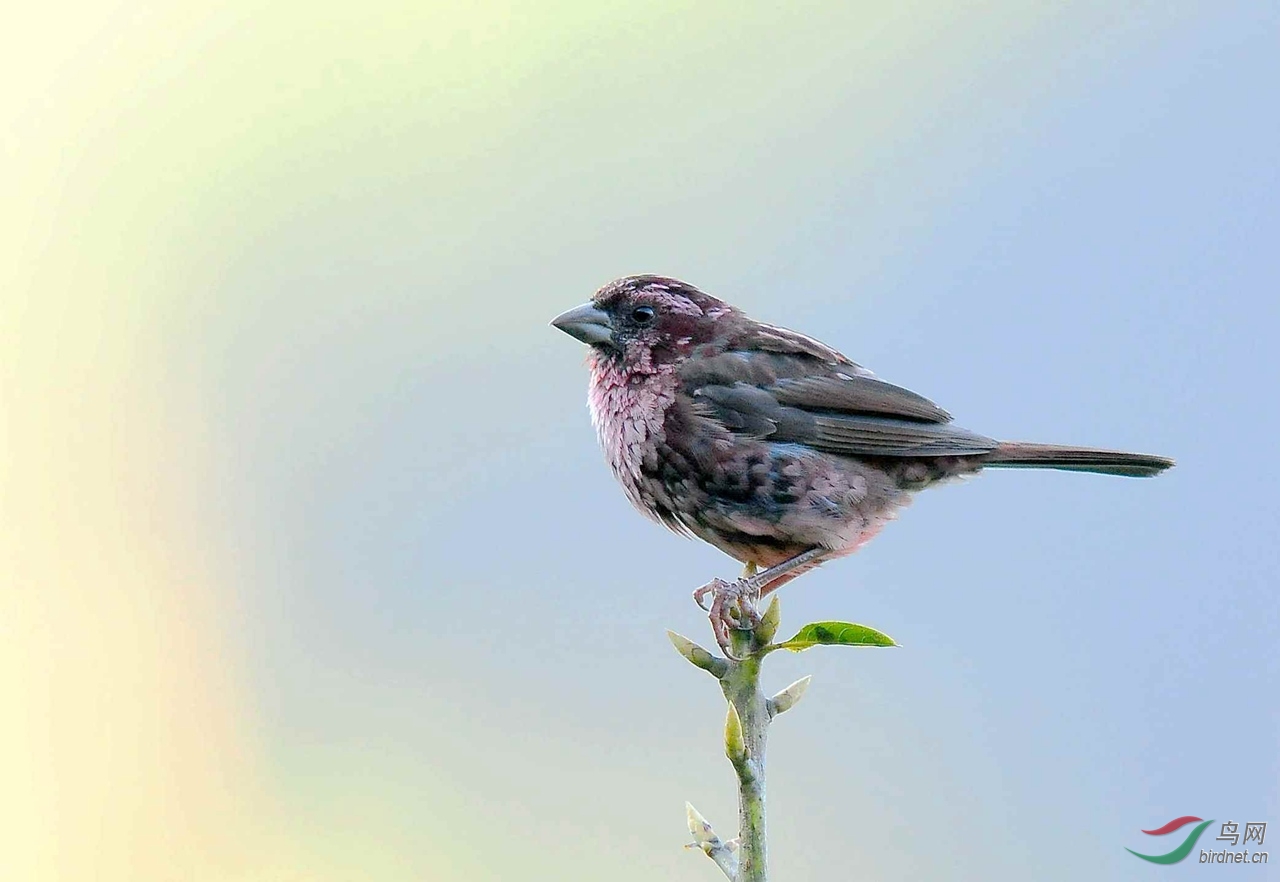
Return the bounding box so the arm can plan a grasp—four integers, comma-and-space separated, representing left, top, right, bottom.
586, 355, 677, 518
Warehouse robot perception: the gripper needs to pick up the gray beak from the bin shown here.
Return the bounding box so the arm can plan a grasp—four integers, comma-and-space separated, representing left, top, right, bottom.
550, 302, 615, 348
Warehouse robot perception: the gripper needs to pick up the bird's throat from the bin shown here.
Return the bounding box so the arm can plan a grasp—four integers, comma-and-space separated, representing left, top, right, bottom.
586, 354, 678, 511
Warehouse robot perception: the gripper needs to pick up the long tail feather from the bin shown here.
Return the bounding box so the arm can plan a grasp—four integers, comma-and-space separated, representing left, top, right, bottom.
984, 441, 1174, 478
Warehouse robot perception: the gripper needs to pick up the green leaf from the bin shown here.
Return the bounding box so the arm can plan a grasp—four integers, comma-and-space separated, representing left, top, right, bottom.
775, 621, 897, 651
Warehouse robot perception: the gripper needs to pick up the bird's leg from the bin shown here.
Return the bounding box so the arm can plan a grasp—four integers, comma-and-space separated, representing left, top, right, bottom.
694, 550, 829, 657
747, 547, 829, 597
693, 562, 763, 658
693, 562, 758, 611
697, 578, 759, 658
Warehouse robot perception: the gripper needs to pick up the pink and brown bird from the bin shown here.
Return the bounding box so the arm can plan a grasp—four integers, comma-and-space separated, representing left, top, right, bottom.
552, 275, 1172, 653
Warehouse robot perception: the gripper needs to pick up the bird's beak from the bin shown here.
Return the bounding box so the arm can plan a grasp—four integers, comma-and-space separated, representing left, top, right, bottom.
550, 302, 615, 348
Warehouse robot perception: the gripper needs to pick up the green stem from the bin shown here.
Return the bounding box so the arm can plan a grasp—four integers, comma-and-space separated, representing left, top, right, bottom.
675, 598, 888, 879
721, 629, 769, 882
672, 604, 805, 882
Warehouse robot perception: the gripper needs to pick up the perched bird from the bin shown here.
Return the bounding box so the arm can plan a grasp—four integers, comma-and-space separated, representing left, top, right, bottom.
552, 275, 1172, 653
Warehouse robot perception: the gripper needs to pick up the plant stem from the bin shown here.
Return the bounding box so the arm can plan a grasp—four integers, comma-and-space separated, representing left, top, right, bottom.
675, 598, 890, 880
721, 628, 769, 882
673, 597, 818, 882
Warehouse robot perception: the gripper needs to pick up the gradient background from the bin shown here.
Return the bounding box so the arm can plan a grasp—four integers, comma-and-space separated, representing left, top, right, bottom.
3, 2, 1278, 880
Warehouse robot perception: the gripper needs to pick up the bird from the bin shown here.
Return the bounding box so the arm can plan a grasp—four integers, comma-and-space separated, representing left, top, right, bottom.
551, 275, 1173, 654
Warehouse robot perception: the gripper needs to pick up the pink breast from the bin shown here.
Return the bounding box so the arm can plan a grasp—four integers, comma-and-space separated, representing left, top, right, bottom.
586, 355, 677, 511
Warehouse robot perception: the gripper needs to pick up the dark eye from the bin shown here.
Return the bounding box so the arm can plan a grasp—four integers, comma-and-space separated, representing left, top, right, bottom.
631, 305, 656, 324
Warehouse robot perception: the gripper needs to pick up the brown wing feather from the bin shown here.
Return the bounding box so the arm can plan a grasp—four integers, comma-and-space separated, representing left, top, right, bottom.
770, 375, 952, 423
682, 326, 993, 458
734, 321, 861, 365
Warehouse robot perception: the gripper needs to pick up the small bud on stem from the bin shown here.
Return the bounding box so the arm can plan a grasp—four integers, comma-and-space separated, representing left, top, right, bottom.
686, 802, 739, 880
667, 630, 729, 677
754, 596, 781, 645
767, 675, 812, 718
724, 701, 746, 763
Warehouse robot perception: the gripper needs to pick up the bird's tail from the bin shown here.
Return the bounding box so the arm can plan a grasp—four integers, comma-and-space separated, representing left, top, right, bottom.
983, 441, 1174, 478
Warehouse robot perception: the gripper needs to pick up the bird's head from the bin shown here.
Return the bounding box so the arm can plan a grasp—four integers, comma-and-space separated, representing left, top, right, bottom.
551, 275, 738, 374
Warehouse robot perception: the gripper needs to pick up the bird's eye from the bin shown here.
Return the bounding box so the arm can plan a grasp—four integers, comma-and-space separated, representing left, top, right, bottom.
631, 305, 656, 324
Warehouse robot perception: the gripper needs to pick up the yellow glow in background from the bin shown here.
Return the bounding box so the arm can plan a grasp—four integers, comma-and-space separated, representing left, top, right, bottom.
5, 2, 1276, 880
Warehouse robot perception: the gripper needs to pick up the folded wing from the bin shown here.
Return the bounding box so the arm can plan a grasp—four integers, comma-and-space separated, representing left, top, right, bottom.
681, 335, 997, 459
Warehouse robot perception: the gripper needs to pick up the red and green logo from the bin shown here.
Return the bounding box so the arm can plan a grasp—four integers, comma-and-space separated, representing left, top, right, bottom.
1127, 816, 1214, 864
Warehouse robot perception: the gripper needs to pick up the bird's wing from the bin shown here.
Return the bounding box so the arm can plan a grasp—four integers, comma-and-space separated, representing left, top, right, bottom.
680, 342, 997, 458
769, 375, 952, 423
733, 321, 863, 366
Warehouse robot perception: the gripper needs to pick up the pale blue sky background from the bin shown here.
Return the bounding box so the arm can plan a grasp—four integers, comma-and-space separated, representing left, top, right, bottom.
212, 4, 1277, 880
5, 1, 1277, 879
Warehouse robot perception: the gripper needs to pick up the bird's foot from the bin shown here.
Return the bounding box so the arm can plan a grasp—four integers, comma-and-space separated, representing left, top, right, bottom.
693, 577, 760, 659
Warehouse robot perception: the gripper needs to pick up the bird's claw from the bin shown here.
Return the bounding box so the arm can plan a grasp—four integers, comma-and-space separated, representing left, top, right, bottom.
692, 577, 761, 659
